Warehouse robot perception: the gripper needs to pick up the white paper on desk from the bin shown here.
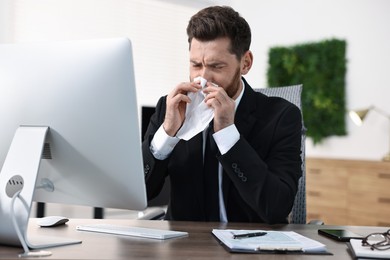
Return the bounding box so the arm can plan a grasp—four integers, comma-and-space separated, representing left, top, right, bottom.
176, 77, 214, 141
349, 239, 390, 259
212, 229, 327, 253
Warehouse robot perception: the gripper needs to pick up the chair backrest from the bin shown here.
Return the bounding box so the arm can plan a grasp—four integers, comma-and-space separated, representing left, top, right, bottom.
255, 85, 306, 224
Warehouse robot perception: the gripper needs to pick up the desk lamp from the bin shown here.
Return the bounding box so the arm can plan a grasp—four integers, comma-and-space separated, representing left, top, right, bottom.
349, 106, 390, 161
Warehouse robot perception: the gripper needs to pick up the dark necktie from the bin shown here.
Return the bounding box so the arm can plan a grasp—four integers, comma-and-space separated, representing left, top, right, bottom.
203, 123, 220, 221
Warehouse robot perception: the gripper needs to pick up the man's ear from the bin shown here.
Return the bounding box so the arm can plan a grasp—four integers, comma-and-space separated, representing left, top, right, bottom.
241, 50, 253, 75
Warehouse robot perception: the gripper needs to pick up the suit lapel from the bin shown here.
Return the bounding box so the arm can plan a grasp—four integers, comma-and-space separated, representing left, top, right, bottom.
235, 78, 258, 138
222, 78, 258, 209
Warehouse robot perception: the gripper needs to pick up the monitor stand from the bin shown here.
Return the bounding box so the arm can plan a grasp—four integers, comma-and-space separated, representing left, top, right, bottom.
0, 126, 81, 257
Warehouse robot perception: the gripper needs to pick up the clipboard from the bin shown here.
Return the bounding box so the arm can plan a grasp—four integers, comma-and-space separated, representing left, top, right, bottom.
212, 229, 333, 255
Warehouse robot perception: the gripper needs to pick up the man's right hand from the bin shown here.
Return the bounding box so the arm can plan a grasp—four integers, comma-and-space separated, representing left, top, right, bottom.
163, 82, 201, 137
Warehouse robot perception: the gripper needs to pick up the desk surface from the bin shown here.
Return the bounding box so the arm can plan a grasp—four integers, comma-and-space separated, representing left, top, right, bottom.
0, 218, 386, 259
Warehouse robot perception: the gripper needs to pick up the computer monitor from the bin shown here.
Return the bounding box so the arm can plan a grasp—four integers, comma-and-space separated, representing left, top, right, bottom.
0, 38, 147, 250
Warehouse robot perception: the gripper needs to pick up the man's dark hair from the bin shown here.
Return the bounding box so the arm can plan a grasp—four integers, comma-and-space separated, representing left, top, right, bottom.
186, 6, 251, 60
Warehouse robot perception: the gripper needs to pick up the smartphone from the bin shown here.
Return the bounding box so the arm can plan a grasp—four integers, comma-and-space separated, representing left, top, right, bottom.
318, 229, 364, 242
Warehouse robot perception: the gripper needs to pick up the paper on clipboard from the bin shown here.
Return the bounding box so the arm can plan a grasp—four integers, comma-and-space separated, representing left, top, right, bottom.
212, 229, 329, 254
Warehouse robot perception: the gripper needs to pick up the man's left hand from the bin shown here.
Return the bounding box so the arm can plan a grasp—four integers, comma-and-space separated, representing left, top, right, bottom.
203, 83, 235, 132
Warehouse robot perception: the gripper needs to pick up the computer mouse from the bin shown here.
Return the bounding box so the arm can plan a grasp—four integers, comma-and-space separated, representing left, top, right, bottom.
37, 216, 69, 227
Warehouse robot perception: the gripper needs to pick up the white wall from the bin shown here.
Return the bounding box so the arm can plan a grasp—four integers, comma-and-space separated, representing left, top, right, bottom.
1, 0, 390, 160
5, 0, 228, 107
0, 0, 11, 42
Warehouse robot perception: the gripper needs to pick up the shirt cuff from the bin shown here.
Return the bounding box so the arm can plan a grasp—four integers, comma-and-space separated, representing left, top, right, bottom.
213, 124, 240, 155
150, 125, 180, 160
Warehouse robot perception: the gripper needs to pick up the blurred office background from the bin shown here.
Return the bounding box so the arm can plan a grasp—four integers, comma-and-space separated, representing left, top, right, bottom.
0, 0, 389, 221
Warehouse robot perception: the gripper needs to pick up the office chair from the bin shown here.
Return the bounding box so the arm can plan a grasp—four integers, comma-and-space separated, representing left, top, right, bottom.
255, 85, 307, 224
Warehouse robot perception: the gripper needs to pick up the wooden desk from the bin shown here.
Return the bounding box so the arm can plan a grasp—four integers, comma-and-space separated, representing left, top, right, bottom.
0, 218, 386, 259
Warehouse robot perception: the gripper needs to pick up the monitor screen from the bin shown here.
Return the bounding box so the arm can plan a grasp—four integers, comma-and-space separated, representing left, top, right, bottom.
0, 38, 147, 246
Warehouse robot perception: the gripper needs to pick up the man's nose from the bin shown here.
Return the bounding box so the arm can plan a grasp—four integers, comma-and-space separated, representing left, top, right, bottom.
200, 67, 211, 80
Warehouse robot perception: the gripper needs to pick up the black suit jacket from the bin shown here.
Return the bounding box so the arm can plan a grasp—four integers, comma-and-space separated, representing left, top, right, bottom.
142, 78, 302, 224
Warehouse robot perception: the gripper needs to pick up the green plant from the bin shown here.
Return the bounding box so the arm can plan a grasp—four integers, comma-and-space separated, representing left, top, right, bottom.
267, 38, 347, 144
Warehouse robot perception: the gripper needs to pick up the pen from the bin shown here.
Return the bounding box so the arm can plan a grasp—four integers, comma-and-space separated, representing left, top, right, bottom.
233, 231, 267, 239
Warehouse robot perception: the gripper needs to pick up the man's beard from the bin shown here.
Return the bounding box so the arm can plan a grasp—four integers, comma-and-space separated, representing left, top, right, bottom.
224, 67, 242, 99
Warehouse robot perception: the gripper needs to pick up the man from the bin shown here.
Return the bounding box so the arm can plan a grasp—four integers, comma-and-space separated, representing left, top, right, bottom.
142, 6, 302, 224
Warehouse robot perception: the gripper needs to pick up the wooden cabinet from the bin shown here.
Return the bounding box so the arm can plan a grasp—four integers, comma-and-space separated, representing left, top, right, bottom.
306, 158, 390, 226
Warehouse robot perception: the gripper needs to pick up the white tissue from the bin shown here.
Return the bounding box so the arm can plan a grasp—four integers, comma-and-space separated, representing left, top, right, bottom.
175, 77, 215, 141
197, 76, 207, 88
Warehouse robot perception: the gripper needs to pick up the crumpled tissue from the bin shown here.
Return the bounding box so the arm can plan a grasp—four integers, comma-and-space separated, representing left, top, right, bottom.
176, 77, 215, 140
